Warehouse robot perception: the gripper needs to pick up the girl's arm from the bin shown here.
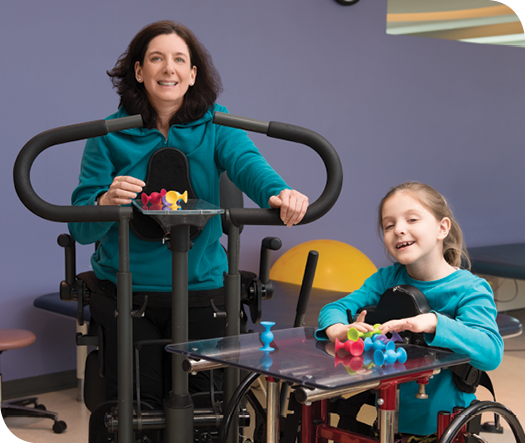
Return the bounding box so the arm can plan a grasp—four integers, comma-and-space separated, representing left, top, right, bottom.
428, 282, 503, 371
382, 279, 503, 371
324, 310, 374, 342
315, 266, 394, 341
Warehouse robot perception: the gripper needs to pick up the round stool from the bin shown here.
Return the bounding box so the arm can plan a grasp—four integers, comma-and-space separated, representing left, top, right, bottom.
0, 329, 67, 434
0, 329, 36, 353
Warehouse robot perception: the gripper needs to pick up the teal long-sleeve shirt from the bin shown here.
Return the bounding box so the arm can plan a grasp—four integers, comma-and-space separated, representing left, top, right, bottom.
68, 104, 290, 292
316, 263, 503, 436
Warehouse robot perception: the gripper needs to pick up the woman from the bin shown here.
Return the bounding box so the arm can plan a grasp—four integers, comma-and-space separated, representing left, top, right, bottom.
69, 20, 309, 409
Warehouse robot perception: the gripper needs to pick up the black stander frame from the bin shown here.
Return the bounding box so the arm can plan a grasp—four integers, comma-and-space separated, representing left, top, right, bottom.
14, 111, 343, 443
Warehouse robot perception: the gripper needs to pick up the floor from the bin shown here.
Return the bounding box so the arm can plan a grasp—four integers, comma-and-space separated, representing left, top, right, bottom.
3, 310, 525, 443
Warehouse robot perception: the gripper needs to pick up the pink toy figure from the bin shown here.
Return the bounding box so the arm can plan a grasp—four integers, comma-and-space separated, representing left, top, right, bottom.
335, 337, 365, 357
141, 189, 167, 205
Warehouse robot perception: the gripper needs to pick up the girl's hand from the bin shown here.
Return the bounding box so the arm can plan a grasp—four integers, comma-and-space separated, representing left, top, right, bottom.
380, 313, 438, 335
98, 176, 145, 206
325, 310, 374, 342
269, 189, 309, 227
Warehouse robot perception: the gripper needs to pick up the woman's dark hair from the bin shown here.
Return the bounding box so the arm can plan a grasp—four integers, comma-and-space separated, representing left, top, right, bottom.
107, 20, 222, 126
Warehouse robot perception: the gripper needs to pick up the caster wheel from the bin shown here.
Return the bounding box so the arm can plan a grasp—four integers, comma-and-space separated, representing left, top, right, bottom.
35, 404, 47, 411
334, 0, 360, 5
53, 420, 67, 434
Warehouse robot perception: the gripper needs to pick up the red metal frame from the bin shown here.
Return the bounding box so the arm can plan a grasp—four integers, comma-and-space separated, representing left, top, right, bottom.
301, 369, 436, 443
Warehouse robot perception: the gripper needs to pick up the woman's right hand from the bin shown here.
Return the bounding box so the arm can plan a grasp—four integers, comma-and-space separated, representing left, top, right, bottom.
98, 176, 145, 206
325, 310, 374, 342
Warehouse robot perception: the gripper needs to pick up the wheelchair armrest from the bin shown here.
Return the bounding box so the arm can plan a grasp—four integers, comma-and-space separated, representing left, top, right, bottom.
57, 233, 91, 325
58, 233, 77, 302
240, 237, 282, 325
259, 237, 282, 300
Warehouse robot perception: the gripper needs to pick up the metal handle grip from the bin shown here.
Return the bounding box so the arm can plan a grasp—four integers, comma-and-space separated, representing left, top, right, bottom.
213, 112, 343, 226
14, 115, 143, 222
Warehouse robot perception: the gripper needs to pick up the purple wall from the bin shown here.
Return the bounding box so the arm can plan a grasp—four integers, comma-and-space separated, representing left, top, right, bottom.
2, 0, 524, 380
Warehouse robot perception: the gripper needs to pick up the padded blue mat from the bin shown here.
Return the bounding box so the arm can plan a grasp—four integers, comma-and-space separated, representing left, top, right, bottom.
34, 292, 91, 322
468, 243, 525, 281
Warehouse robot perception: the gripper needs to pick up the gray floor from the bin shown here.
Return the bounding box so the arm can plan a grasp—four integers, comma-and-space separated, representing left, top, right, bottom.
4, 310, 525, 443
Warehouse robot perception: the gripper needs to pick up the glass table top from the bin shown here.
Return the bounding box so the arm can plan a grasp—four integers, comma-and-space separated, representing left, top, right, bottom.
166, 327, 470, 390
133, 198, 224, 215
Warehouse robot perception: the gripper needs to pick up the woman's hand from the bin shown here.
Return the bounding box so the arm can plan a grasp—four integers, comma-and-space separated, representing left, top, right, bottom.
325, 311, 374, 343
269, 189, 309, 227
380, 313, 438, 335
98, 176, 146, 206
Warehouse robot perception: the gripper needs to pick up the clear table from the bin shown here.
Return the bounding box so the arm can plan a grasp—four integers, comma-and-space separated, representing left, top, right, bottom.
166, 326, 470, 443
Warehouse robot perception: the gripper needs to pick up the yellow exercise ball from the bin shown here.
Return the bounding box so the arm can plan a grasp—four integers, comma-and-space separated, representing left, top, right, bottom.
270, 239, 377, 293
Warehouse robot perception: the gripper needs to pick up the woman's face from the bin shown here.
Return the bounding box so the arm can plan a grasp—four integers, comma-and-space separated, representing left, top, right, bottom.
134, 33, 197, 114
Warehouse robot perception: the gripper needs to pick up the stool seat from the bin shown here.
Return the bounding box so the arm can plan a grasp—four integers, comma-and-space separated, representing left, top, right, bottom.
0, 329, 36, 352
0, 329, 67, 433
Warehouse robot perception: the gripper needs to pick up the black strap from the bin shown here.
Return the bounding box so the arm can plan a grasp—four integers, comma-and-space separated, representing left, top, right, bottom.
451, 364, 496, 399
77, 271, 224, 308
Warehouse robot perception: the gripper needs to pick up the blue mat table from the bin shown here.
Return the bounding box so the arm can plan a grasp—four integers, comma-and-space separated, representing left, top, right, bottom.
468, 243, 525, 338
468, 243, 525, 281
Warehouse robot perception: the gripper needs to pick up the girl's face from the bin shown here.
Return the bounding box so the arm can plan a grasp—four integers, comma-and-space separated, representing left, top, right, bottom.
381, 191, 451, 279
134, 33, 197, 114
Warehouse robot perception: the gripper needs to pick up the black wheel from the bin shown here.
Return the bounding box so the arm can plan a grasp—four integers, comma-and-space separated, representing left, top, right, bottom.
334, 0, 360, 5
35, 404, 47, 411
53, 420, 67, 434
439, 401, 525, 443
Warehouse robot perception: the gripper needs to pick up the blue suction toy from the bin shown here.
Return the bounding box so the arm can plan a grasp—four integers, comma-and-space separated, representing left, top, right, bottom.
374, 346, 407, 366
260, 321, 275, 352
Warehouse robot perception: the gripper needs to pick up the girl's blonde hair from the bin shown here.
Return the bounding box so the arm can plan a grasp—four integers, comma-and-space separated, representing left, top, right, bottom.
377, 182, 470, 269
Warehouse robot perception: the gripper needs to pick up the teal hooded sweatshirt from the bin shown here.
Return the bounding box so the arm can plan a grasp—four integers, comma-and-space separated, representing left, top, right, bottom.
69, 104, 290, 292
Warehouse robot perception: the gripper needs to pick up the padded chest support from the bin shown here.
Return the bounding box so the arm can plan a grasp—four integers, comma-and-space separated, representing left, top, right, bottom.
354, 285, 493, 395
130, 148, 198, 242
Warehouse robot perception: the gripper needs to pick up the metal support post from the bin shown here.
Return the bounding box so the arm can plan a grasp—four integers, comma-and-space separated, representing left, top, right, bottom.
117, 213, 134, 443
224, 224, 241, 443
164, 224, 194, 443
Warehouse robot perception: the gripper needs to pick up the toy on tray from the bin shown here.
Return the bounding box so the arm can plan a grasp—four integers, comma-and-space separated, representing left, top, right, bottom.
162, 190, 188, 210
347, 323, 382, 341
260, 321, 275, 352
363, 331, 403, 352
373, 346, 408, 366
335, 336, 365, 356
141, 189, 188, 210
141, 189, 167, 206
336, 325, 405, 367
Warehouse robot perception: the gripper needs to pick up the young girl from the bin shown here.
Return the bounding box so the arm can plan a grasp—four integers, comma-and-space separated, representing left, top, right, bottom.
316, 182, 503, 439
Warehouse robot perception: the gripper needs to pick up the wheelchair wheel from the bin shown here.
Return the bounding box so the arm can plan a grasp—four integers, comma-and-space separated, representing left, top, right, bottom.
218, 372, 267, 443
439, 401, 525, 443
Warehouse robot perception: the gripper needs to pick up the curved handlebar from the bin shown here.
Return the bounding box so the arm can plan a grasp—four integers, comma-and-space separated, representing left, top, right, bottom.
13, 116, 143, 223
14, 112, 342, 227
213, 112, 343, 226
